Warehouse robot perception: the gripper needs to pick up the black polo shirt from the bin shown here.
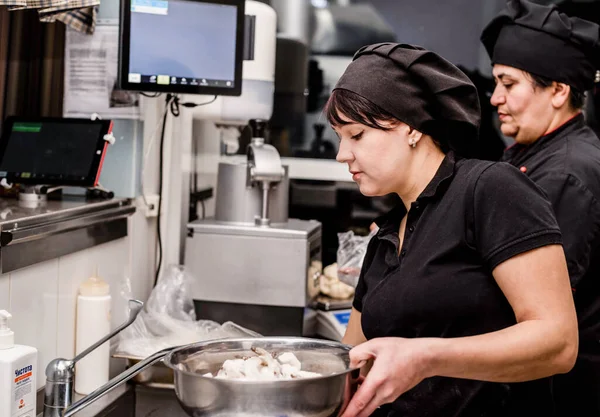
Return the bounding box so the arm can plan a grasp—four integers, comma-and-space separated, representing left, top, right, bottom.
503, 114, 600, 417
354, 152, 563, 417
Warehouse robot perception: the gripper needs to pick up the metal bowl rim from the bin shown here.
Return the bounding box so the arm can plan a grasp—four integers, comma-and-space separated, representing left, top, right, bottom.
163, 336, 359, 384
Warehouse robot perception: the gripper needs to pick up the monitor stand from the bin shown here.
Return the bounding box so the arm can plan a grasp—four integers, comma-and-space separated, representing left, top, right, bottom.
18, 185, 49, 209
17, 185, 114, 208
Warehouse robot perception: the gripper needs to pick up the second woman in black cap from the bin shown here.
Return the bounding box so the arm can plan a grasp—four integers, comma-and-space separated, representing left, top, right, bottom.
481, 1, 600, 415
326, 43, 578, 417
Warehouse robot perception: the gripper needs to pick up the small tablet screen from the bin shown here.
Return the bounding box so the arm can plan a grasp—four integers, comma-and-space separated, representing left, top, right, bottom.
0, 117, 113, 187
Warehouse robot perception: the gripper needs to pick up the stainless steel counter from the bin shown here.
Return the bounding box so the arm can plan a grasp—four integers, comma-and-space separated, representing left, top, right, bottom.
134, 386, 187, 417
36, 385, 186, 417
0, 196, 135, 273
37, 385, 135, 417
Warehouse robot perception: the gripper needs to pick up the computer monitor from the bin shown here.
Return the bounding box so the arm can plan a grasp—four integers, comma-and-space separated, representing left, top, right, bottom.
0, 117, 113, 187
118, 0, 245, 96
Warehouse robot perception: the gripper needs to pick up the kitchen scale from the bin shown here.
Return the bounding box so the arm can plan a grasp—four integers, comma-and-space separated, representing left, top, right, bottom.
311, 296, 353, 341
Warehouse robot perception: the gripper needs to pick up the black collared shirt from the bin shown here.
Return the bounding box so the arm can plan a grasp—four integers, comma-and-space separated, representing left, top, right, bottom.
355, 152, 562, 417
503, 114, 600, 417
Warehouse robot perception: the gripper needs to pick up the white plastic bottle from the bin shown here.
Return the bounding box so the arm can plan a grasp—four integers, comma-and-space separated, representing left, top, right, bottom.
75, 273, 111, 395
0, 310, 37, 417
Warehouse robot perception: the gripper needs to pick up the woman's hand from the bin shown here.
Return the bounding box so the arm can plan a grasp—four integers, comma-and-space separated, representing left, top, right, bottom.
340, 337, 433, 417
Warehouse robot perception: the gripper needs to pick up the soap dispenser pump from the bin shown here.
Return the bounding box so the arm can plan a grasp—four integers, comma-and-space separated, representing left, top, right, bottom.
0, 310, 14, 349
0, 310, 37, 417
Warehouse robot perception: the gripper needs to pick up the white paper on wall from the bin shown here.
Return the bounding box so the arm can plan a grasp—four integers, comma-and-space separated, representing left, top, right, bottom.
64, 25, 141, 120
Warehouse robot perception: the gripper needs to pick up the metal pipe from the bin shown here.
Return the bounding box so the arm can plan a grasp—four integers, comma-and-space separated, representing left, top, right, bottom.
261, 182, 270, 221
73, 301, 142, 363
253, 181, 271, 227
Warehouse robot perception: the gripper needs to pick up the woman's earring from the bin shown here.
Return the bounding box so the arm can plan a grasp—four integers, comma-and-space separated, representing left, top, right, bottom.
409, 140, 416, 148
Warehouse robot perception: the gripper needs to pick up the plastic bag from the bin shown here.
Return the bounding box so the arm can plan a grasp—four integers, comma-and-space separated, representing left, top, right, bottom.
116, 264, 261, 358
336, 229, 377, 288
320, 263, 355, 299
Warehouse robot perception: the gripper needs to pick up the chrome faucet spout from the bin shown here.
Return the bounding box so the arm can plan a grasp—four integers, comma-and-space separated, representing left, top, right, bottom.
43, 300, 144, 417
63, 348, 172, 417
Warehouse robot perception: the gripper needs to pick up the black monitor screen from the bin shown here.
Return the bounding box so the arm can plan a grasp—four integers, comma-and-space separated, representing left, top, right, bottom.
0, 118, 113, 186
118, 0, 245, 96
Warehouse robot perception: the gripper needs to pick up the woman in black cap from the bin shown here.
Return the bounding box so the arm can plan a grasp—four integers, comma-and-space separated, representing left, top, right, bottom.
325, 43, 578, 417
481, 1, 600, 415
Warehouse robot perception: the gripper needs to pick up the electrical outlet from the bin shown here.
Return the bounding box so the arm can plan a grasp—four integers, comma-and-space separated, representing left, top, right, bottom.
143, 195, 160, 218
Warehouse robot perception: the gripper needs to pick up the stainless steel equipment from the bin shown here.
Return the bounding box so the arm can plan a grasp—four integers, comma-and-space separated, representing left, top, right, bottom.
166, 338, 357, 417
186, 119, 323, 336
43, 304, 359, 417
0, 196, 134, 273
213, 162, 289, 225
214, 120, 289, 226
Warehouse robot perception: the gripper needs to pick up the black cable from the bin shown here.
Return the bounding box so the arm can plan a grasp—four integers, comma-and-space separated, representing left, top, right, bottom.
153, 93, 217, 286
154, 93, 174, 287
189, 121, 197, 222
180, 95, 218, 108
170, 96, 181, 117
140, 92, 161, 98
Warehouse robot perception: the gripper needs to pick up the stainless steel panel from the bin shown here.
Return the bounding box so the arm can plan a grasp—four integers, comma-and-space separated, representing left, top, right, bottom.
2, 203, 134, 245
188, 218, 320, 239
186, 231, 310, 307
186, 219, 321, 308
214, 162, 289, 224
0, 197, 134, 273
0, 197, 132, 229
1, 217, 130, 273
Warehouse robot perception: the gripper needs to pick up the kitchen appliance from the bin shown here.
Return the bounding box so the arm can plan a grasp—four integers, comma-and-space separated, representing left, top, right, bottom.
311, 295, 353, 342
43, 303, 359, 417
185, 119, 323, 336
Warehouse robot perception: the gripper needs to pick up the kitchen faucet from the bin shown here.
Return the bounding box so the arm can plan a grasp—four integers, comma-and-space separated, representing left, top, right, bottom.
43, 299, 150, 417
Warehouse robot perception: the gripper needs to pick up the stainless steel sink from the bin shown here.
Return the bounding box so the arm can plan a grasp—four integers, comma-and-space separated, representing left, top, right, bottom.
37, 385, 186, 417
134, 386, 187, 417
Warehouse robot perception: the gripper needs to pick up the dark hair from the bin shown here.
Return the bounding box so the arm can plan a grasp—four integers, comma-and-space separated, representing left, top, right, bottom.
529, 73, 586, 110
324, 89, 398, 131
324, 89, 448, 151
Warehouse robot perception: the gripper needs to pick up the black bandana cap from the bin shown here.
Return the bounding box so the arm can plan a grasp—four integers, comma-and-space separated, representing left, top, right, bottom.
333, 43, 481, 156
481, 0, 600, 91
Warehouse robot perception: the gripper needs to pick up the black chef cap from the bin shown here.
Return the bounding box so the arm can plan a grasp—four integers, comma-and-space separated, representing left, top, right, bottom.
481, 0, 600, 92
332, 43, 481, 156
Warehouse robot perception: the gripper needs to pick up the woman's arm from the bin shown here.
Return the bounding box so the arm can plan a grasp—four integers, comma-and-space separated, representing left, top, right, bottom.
342, 308, 367, 346
340, 244, 578, 417
427, 244, 577, 380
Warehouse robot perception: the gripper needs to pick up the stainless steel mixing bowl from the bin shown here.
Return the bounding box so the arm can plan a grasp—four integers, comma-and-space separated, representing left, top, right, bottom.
164, 337, 360, 417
